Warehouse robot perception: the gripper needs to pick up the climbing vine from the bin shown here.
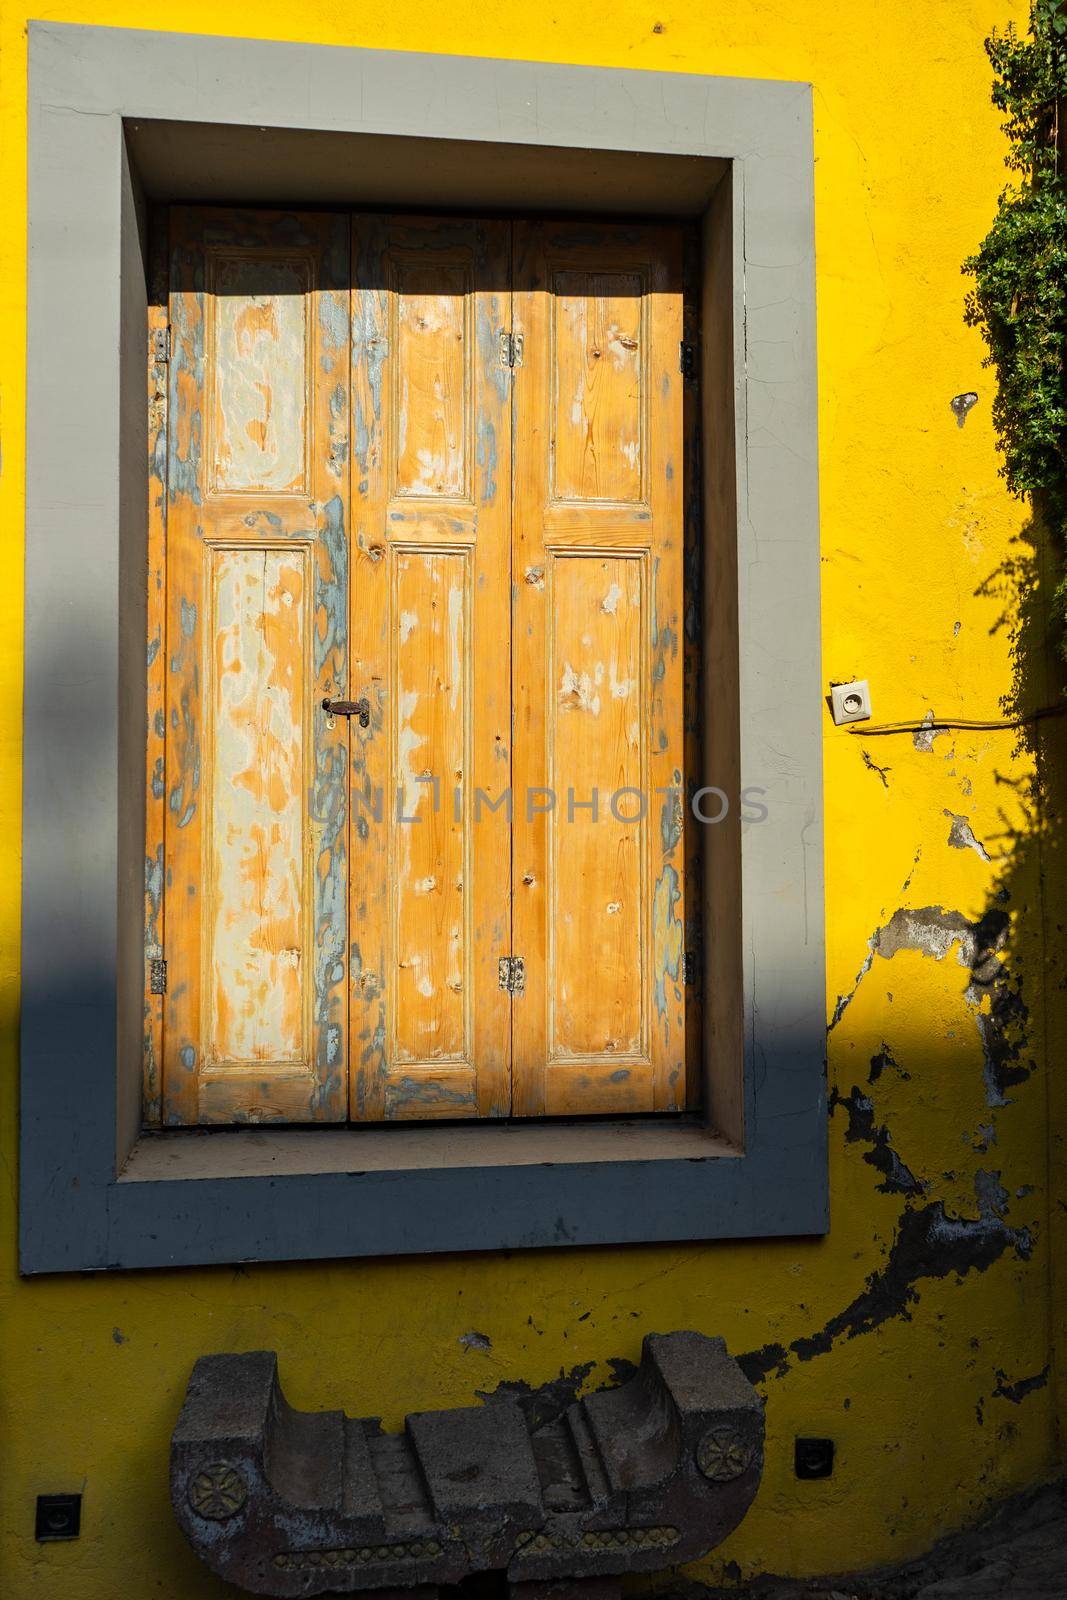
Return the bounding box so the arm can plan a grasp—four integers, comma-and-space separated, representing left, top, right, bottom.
964, 0, 1067, 641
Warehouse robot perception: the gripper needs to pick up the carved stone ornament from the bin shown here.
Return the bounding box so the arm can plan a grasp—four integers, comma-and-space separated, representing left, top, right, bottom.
188, 1462, 248, 1520
695, 1426, 754, 1483
172, 1331, 764, 1597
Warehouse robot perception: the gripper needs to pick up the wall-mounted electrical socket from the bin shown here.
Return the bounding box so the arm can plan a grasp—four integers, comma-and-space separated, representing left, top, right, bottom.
829, 679, 871, 726
794, 1438, 835, 1480
35, 1493, 81, 1541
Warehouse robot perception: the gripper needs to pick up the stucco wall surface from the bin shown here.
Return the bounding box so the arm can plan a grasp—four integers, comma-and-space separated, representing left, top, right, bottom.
1, 2, 1064, 1596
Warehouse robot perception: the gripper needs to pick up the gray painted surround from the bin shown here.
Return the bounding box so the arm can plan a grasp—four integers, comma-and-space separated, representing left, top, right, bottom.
22, 21, 826, 1273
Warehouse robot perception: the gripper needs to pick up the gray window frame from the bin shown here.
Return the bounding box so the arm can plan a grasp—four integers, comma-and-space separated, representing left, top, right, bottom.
21, 21, 826, 1273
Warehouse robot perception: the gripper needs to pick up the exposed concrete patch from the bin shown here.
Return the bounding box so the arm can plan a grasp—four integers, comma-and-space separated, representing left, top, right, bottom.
944, 809, 991, 861
913, 711, 946, 752
875, 905, 994, 963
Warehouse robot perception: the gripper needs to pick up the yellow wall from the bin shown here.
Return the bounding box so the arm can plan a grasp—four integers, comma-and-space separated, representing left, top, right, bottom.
2, 2, 1064, 1595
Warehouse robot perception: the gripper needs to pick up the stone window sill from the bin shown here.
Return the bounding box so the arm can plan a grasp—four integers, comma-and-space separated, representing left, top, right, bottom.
120, 1119, 739, 1182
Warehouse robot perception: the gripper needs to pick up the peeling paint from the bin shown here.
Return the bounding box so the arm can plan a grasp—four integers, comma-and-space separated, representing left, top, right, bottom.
7, 74, 1060, 1599
476, 1362, 597, 1431
742, 1174, 1031, 1381
829, 1085, 924, 1195
945, 808, 991, 861
831, 905, 1033, 1105
993, 1367, 1050, 1404
913, 711, 947, 752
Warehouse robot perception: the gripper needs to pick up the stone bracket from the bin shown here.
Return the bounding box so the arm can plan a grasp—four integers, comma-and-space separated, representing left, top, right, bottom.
171, 1332, 764, 1597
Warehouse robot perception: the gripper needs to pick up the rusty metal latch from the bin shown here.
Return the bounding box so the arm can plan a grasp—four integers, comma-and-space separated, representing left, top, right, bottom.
499, 330, 524, 370
322, 697, 370, 728
498, 956, 525, 995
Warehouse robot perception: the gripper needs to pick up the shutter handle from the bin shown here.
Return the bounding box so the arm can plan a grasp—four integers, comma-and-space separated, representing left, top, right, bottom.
322, 697, 370, 728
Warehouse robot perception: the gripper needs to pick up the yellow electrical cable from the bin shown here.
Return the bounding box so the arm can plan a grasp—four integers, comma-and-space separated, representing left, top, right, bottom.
846, 703, 1067, 736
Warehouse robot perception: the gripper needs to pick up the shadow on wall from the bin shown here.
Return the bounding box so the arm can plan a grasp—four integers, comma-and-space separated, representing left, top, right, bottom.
975, 511, 1067, 1432
736, 504, 1066, 1438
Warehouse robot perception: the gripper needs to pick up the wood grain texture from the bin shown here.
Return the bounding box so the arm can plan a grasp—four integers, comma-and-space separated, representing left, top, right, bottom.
551, 271, 645, 504
393, 264, 470, 499
550, 552, 646, 1061
349, 216, 512, 1122
163, 208, 350, 1124
153, 208, 691, 1127
206, 544, 308, 1068
210, 254, 310, 494
511, 221, 688, 1118
392, 547, 469, 1066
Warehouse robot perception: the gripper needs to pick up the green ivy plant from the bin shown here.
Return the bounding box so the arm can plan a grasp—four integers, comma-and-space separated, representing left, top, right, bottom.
964, 0, 1067, 641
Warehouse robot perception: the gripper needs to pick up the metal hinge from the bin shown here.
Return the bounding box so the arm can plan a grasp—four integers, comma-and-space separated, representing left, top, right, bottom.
679, 342, 697, 381
152, 326, 171, 364
498, 956, 526, 995
149, 957, 168, 996
499, 330, 524, 370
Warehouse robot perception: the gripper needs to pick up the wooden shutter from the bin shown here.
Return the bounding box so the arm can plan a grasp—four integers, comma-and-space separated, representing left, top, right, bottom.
154, 209, 691, 1127
348, 217, 513, 1120
510, 221, 688, 1116
162, 209, 351, 1123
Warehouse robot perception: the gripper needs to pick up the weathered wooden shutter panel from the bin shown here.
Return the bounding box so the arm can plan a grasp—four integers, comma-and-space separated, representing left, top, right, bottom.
155, 209, 689, 1126
510, 221, 688, 1116
348, 216, 513, 1120
162, 209, 351, 1124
